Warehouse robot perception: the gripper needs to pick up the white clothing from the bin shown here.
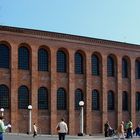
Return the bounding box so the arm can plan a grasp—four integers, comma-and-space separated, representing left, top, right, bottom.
57, 121, 68, 133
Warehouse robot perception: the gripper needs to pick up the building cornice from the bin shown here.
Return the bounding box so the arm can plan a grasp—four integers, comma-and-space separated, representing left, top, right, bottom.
0, 25, 140, 49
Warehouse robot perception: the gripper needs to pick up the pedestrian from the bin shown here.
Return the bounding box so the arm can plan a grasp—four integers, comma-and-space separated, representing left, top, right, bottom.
104, 121, 109, 137
118, 121, 125, 139
56, 118, 68, 140
33, 123, 37, 138
135, 124, 140, 136
0, 116, 11, 140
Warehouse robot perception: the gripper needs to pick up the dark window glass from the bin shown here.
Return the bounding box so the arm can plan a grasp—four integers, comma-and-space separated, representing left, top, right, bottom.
75, 52, 83, 74
136, 92, 140, 111
57, 50, 66, 72
57, 88, 66, 110
122, 58, 128, 78
18, 86, 29, 109
18, 46, 29, 70
0, 85, 9, 109
92, 90, 100, 110
75, 89, 84, 110
38, 87, 48, 109
92, 55, 99, 76
38, 48, 48, 71
136, 60, 140, 79
107, 56, 115, 77
0, 44, 9, 68
122, 91, 128, 111
108, 91, 114, 110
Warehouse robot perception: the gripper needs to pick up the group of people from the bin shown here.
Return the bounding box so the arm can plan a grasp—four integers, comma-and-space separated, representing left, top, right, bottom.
104, 120, 140, 139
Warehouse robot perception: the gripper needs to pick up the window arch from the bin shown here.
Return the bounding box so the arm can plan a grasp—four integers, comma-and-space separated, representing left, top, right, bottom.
0, 44, 10, 68
18, 86, 30, 109
92, 54, 99, 76
136, 92, 140, 111
38, 48, 48, 71
0, 85, 9, 109
38, 87, 48, 109
92, 89, 100, 110
136, 60, 140, 79
122, 58, 128, 78
18, 46, 30, 70
57, 50, 67, 72
107, 56, 115, 77
108, 91, 114, 110
75, 89, 84, 110
57, 88, 66, 110
122, 91, 128, 111
75, 52, 84, 74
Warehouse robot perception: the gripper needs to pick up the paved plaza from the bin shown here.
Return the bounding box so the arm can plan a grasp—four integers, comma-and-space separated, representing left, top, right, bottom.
3, 133, 140, 140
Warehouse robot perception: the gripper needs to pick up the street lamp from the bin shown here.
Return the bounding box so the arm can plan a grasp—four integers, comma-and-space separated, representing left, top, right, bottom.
28, 105, 32, 134
78, 101, 84, 136
0, 108, 4, 116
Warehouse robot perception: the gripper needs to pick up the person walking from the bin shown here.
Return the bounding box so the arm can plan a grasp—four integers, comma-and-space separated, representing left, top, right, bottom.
56, 118, 68, 140
33, 123, 37, 138
118, 121, 125, 139
0, 116, 11, 140
104, 121, 109, 137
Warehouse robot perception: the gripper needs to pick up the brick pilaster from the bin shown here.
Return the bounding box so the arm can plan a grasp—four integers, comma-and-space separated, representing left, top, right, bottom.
101, 55, 107, 133
10, 42, 18, 132
50, 48, 57, 134
68, 50, 75, 135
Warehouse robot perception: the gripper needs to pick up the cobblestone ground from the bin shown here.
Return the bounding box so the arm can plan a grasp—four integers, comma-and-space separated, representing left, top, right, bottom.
3, 133, 140, 140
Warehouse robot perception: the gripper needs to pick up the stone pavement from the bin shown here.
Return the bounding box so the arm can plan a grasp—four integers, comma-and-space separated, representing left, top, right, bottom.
3, 133, 140, 140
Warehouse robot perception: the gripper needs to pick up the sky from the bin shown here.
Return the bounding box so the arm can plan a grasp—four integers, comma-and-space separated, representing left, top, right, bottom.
0, 0, 140, 44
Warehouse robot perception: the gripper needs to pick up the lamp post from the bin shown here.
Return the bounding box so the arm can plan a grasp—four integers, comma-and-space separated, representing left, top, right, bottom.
78, 101, 84, 136
28, 105, 32, 134
0, 108, 4, 116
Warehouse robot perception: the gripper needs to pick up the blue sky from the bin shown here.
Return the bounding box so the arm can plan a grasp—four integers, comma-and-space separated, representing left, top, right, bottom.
0, 0, 140, 44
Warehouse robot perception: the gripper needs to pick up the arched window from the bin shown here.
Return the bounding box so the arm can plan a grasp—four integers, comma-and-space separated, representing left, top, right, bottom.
108, 91, 114, 110
136, 60, 140, 79
57, 88, 66, 110
75, 89, 84, 110
38, 48, 48, 71
107, 56, 115, 77
0, 44, 10, 68
122, 91, 128, 111
75, 52, 84, 74
18, 46, 29, 70
136, 92, 140, 111
0, 85, 9, 109
38, 87, 48, 109
18, 86, 30, 109
122, 58, 128, 78
92, 54, 99, 76
92, 89, 100, 110
57, 50, 67, 72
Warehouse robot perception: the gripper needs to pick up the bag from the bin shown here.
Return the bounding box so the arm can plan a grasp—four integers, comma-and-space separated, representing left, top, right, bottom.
57, 125, 60, 131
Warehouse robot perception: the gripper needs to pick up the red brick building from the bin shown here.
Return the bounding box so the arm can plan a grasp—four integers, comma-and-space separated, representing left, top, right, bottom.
0, 25, 140, 135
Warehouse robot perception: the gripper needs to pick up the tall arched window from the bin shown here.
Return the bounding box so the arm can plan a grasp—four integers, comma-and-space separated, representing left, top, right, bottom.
107, 56, 115, 77
0, 85, 9, 109
18, 46, 29, 70
38, 87, 48, 109
92, 54, 99, 76
0, 44, 10, 68
92, 89, 100, 110
122, 58, 128, 78
38, 48, 48, 71
108, 91, 114, 110
57, 50, 67, 72
122, 91, 128, 111
57, 88, 66, 110
18, 86, 29, 109
136, 60, 140, 79
136, 92, 140, 111
75, 52, 84, 74
75, 89, 84, 110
